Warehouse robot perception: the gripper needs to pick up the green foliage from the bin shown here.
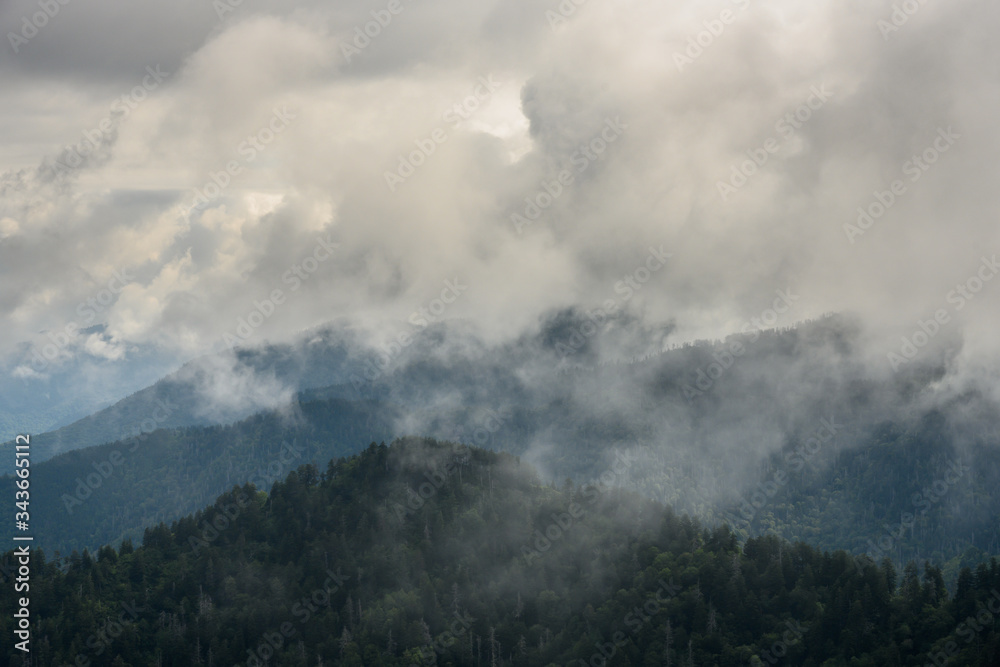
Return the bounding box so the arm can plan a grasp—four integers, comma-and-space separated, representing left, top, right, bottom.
715, 413, 1000, 580
2, 439, 998, 666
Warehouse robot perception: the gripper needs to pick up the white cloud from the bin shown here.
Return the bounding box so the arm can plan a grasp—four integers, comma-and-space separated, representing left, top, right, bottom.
0, 0, 998, 406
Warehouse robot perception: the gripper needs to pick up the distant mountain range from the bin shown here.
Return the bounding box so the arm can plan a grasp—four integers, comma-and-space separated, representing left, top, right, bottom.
3, 313, 998, 578
0, 323, 376, 472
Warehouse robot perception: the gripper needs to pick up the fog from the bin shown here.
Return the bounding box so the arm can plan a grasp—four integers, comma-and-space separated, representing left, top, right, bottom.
2, 0, 999, 459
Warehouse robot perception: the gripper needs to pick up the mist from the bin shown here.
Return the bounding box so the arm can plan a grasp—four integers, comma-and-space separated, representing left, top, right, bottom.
2, 0, 999, 512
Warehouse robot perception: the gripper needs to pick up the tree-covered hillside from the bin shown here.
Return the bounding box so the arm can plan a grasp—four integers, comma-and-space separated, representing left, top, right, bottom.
0, 398, 397, 555
710, 411, 1000, 582
2, 439, 998, 666
4, 314, 999, 582
0, 325, 376, 472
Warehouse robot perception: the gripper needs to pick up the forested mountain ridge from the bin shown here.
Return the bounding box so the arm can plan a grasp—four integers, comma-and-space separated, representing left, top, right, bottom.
0, 314, 884, 471
3, 314, 998, 578
7, 381, 1000, 580
0, 397, 397, 555
710, 410, 1000, 582
2, 439, 998, 666
0, 323, 378, 472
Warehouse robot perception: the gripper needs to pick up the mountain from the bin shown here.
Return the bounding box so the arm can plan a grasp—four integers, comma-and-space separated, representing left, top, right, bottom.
4, 313, 999, 573
711, 410, 1000, 581
0, 323, 377, 472
3, 439, 998, 666
0, 331, 177, 446
0, 396, 397, 555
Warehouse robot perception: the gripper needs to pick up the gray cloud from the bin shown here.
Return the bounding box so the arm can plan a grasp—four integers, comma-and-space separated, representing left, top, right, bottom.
1, 0, 999, 428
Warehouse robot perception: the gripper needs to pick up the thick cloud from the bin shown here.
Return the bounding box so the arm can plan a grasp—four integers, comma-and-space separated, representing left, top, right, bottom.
1, 0, 998, 425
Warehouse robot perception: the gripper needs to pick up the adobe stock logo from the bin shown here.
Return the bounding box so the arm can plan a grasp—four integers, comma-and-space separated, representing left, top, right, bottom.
877, 0, 931, 40
866, 459, 969, 562
7, 0, 71, 54
384, 76, 503, 192
682, 288, 799, 401
21, 268, 134, 375
545, 0, 594, 31
717, 85, 832, 201
510, 117, 626, 234
521, 451, 635, 565
556, 246, 670, 358
726, 417, 840, 533
340, 0, 417, 62
844, 126, 959, 244
350, 277, 470, 392
188, 106, 297, 212
887, 255, 998, 371
48, 66, 170, 175
756, 620, 808, 665
673, 0, 751, 72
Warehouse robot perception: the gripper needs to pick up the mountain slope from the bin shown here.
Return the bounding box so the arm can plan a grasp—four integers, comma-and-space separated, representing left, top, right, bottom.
0, 397, 397, 554
2, 439, 998, 666
0, 324, 376, 472
4, 314, 1000, 573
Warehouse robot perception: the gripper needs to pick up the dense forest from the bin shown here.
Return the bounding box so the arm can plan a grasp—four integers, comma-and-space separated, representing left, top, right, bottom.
3, 439, 998, 666
4, 382, 999, 585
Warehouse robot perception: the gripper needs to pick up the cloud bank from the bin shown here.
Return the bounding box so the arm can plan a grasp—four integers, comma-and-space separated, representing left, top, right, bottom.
1, 0, 998, 422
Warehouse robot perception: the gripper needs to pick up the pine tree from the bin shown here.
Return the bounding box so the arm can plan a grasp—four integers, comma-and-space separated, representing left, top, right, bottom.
386, 629, 396, 656
340, 627, 353, 659
663, 619, 673, 666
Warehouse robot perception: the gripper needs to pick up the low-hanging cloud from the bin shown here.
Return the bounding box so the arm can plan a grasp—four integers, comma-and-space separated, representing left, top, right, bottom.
0, 0, 998, 429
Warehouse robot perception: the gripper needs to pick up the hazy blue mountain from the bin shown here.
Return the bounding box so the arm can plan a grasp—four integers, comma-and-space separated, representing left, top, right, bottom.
4, 312, 997, 577
0, 323, 379, 472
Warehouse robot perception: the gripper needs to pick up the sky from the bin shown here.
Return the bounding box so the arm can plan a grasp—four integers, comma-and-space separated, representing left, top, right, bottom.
1, 0, 999, 413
